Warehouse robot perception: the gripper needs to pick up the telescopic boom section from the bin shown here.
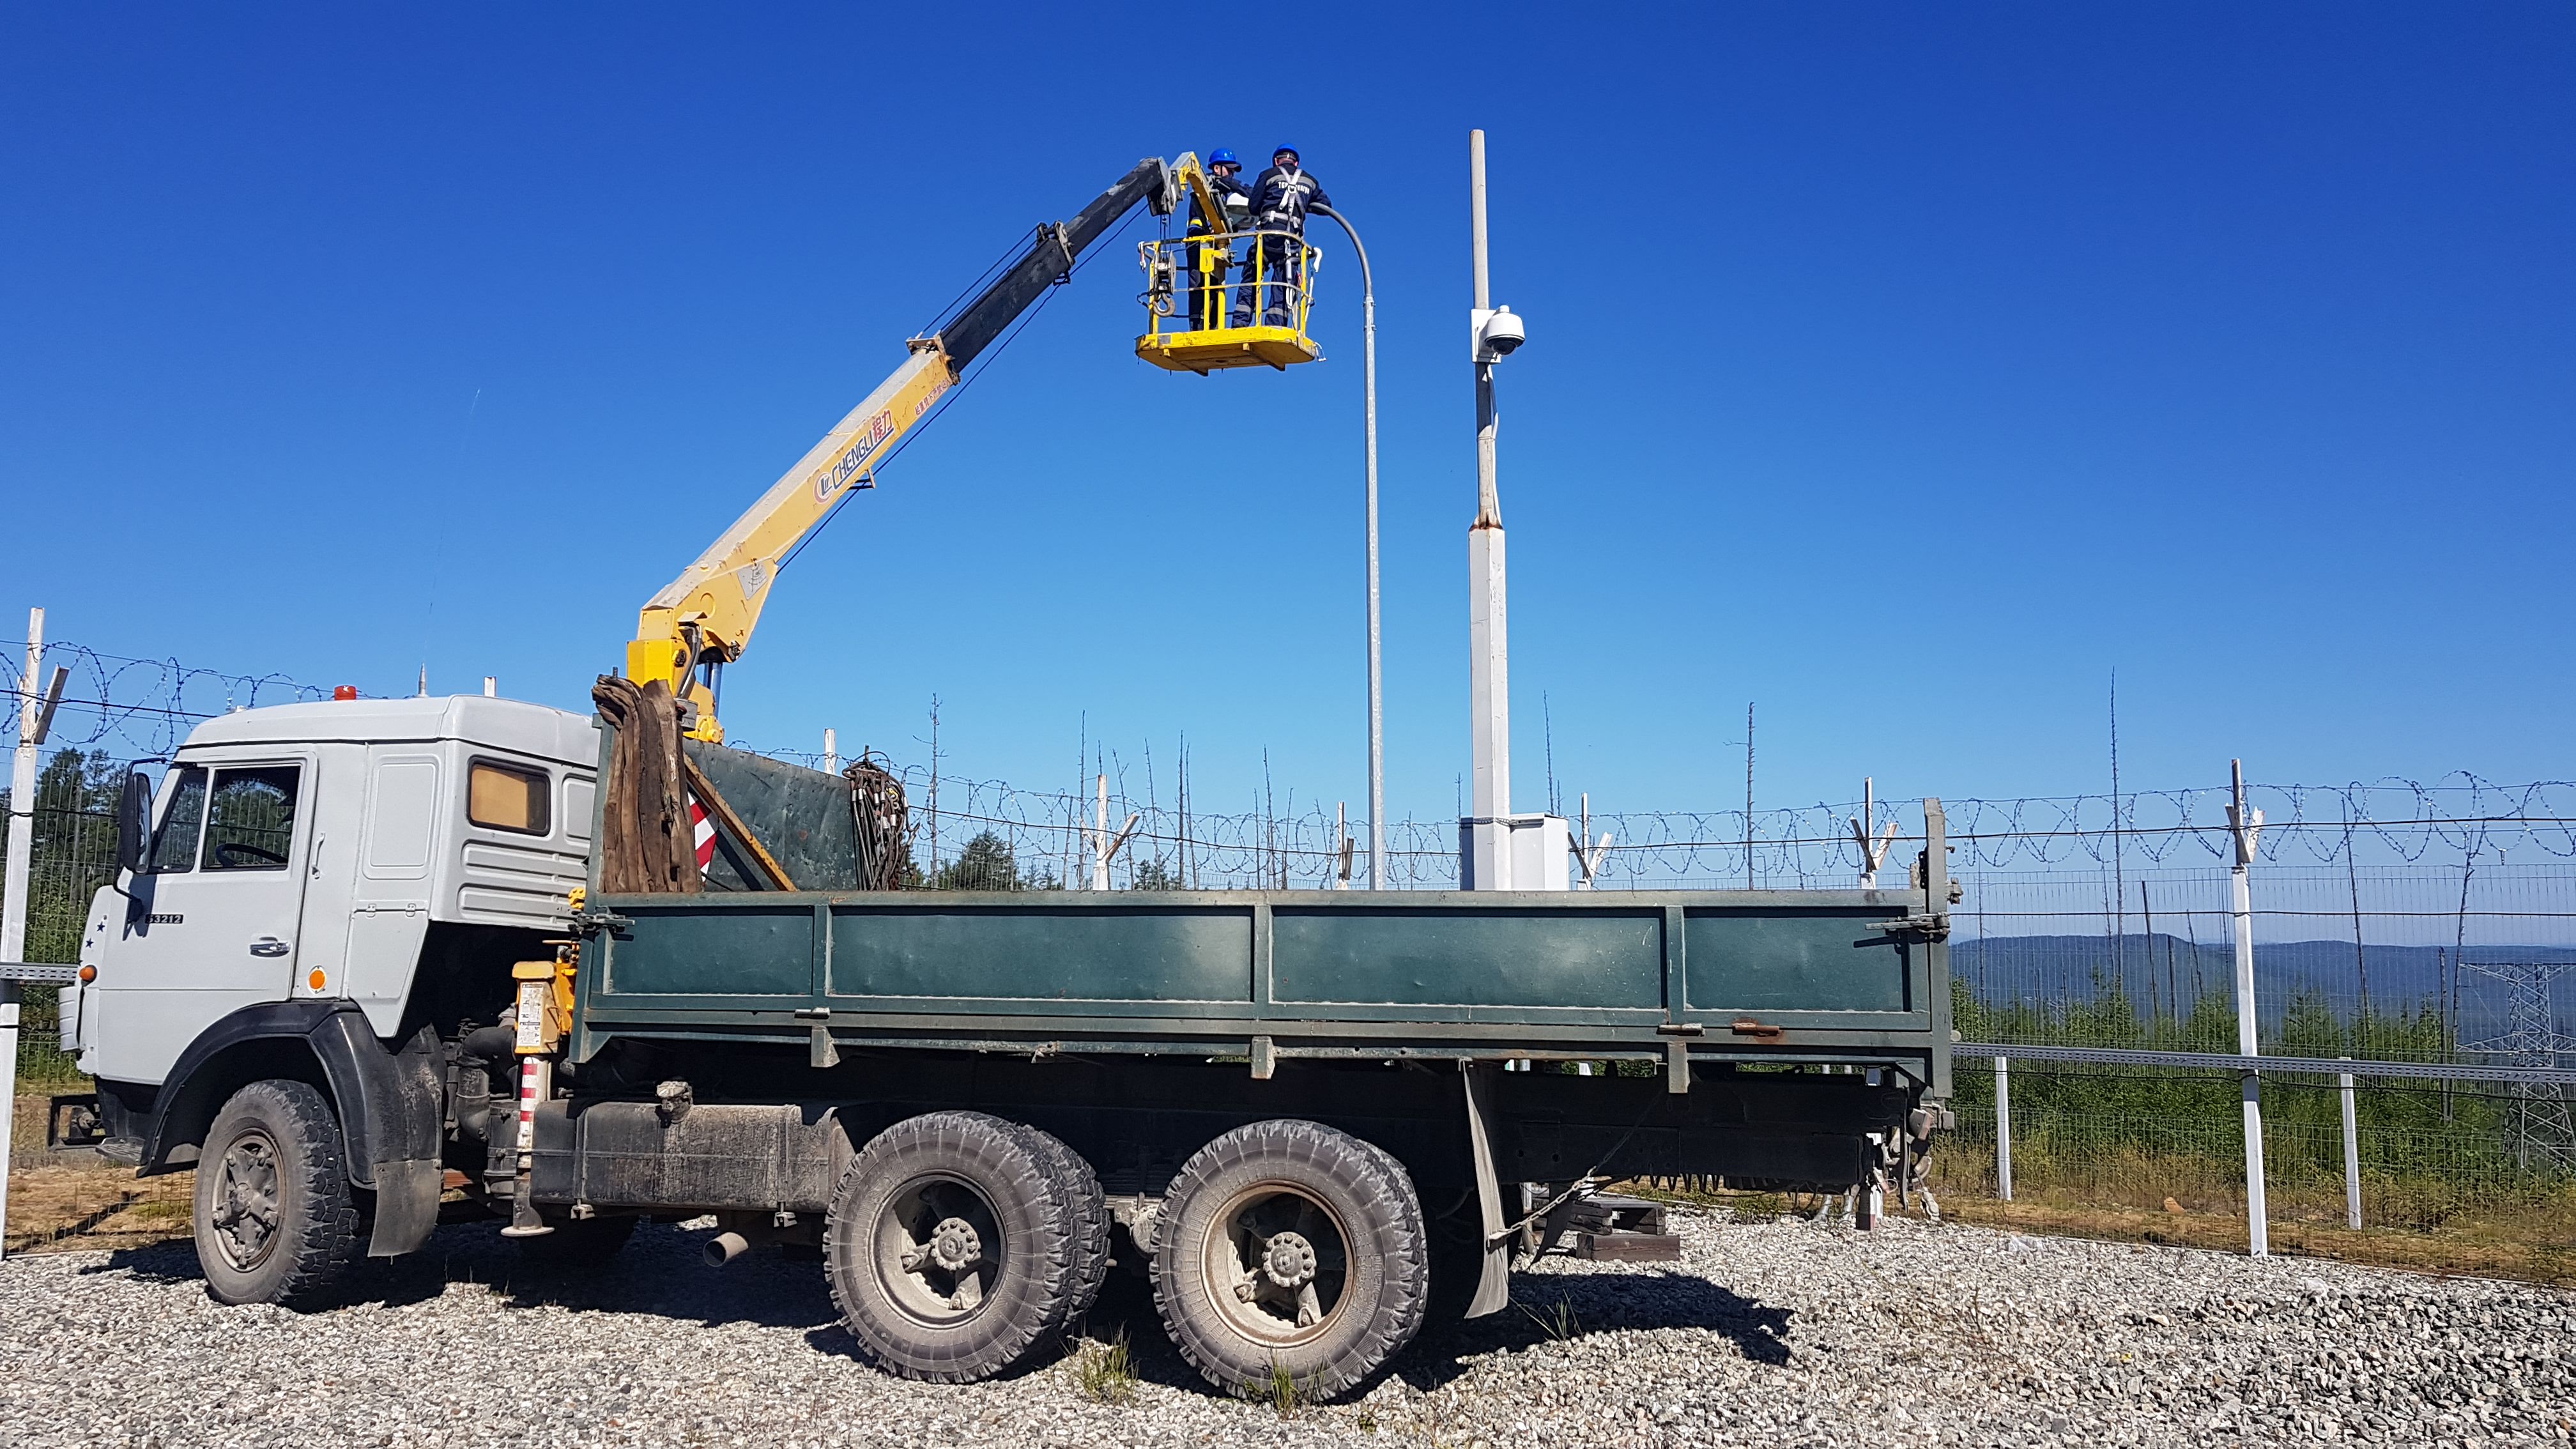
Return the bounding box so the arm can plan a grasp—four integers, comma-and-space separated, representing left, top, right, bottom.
627, 158, 1176, 740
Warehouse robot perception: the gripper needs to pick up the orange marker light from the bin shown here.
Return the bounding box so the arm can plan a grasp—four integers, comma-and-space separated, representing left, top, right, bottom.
308, 969, 328, 991
78, 964, 96, 983
332, 685, 358, 701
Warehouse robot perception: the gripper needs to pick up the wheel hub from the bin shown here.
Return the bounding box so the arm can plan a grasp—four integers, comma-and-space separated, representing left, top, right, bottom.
928, 1216, 983, 1273
211, 1134, 282, 1268
1204, 1183, 1356, 1347
1261, 1230, 1317, 1289
877, 1172, 1007, 1327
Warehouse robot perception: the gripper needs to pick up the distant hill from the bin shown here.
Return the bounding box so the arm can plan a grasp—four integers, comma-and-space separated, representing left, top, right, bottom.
1949, 933, 2576, 1044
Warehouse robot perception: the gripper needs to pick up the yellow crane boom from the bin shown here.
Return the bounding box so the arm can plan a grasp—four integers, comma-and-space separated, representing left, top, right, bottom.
627, 158, 1179, 740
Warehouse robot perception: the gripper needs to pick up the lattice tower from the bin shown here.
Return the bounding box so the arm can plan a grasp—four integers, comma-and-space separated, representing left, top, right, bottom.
2460, 959, 2576, 1172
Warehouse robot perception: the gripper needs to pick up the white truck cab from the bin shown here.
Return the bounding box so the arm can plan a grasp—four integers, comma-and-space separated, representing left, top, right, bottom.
62, 695, 596, 1216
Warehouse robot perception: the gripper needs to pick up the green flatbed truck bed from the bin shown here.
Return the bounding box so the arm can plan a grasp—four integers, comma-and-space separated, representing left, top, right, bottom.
572, 882, 1955, 1096
518, 733, 1957, 1395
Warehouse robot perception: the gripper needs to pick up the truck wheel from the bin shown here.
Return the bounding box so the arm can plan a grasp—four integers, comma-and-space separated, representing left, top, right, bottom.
1010, 1124, 1111, 1331
824, 1111, 1075, 1382
193, 1079, 364, 1310
1151, 1120, 1428, 1400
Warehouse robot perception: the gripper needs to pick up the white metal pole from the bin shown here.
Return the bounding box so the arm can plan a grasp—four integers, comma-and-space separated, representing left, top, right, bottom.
1092, 774, 1109, 891
1993, 1054, 2013, 1202
1362, 239, 1383, 893
1854, 777, 1893, 889
2, 612, 36, 958
1, 608, 46, 1259
2228, 758, 2269, 1256
1859, 778, 1873, 887
1334, 802, 1347, 889
2340, 1057, 2362, 1230
822, 728, 838, 776
1577, 792, 1594, 890
1466, 129, 1512, 887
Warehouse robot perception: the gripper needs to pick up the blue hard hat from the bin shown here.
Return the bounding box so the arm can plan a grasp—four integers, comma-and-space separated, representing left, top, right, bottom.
1209, 148, 1239, 167
1273, 144, 1299, 160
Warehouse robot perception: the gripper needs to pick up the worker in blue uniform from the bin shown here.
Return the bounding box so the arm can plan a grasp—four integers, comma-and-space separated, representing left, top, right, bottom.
1186, 149, 1251, 331
1234, 145, 1328, 328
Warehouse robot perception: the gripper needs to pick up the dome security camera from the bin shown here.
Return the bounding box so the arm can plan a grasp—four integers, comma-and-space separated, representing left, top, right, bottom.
1470, 305, 1527, 362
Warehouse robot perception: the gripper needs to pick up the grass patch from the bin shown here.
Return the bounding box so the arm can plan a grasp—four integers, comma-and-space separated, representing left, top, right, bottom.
1625, 1136, 2576, 1290
125, 1192, 194, 1225
8, 1094, 193, 1253
1067, 1328, 1136, 1405
1243, 1360, 1304, 1419
5, 1161, 193, 1253
1519, 1294, 1579, 1341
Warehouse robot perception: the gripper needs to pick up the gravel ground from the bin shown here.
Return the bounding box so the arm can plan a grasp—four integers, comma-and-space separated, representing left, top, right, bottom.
2, 1206, 2569, 1448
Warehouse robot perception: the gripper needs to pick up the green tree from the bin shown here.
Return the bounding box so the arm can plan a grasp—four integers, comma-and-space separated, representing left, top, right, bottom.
933, 831, 1024, 891
0, 747, 126, 962
2, 747, 127, 1086
1127, 856, 1183, 891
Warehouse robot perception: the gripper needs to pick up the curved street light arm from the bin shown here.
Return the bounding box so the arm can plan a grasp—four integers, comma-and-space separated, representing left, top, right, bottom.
1309, 204, 1386, 889
1308, 204, 1372, 301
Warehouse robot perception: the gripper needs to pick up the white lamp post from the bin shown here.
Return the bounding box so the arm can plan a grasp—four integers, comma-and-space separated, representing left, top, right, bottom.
1309, 203, 1384, 889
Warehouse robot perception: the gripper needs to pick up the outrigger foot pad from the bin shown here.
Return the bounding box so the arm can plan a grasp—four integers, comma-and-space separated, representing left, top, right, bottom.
499, 1189, 554, 1238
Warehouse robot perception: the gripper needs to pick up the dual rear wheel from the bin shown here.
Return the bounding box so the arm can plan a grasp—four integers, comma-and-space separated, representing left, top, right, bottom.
825, 1114, 1428, 1397
1150, 1119, 1429, 1399
822, 1112, 1087, 1382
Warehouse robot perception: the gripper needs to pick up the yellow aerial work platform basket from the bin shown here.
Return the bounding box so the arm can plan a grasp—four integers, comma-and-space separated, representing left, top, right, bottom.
1136, 226, 1322, 374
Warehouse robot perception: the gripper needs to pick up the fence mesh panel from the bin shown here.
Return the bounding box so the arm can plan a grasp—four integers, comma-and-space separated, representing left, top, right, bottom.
7, 636, 2573, 1275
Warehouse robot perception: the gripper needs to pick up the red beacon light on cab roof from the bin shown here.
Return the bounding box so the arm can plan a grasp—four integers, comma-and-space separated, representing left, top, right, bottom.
332, 686, 358, 701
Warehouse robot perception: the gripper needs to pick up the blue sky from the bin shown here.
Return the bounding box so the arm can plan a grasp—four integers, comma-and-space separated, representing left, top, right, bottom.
4, 4, 2569, 823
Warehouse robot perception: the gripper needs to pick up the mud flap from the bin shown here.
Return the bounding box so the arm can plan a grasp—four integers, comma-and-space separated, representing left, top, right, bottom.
1460, 1064, 1511, 1318
366, 1158, 442, 1257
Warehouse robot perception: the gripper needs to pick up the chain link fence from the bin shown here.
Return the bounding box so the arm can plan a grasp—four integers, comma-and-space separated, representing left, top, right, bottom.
8, 636, 2573, 1276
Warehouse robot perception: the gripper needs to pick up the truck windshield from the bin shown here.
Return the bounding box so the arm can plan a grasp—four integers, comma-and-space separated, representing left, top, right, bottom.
203, 765, 301, 871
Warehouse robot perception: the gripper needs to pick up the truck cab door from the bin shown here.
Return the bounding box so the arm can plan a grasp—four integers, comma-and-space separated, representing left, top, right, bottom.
86, 758, 316, 1085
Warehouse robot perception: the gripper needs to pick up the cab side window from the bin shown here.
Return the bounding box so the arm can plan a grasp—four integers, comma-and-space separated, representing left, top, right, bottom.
146, 767, 208, 873
203, 766, 302, 872
468, 760, 550, 836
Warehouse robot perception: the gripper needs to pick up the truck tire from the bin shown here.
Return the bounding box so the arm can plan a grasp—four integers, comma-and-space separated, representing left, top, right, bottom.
824, 1111, 1075, 1383
1151, 1119, 1429, 1400
192, 1079, 364, 1310
1009, 1124, 1111, 1332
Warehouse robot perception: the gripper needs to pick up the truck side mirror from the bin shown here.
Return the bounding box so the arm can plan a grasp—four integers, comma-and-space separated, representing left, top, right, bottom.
115, 771, 152, 875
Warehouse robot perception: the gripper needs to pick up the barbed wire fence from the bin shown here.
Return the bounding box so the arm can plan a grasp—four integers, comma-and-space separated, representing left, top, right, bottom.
8, 636, 2575, 1263
2, 638, 344, 760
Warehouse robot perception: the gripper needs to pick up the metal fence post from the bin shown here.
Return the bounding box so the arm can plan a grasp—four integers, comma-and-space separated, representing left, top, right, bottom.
1994, 1054, 2014, 1202
1, 608, 45, 1259
2340, 1057, 2362, 1230
2228, 759, 2269, 1257
1092, 774, 1109, 891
